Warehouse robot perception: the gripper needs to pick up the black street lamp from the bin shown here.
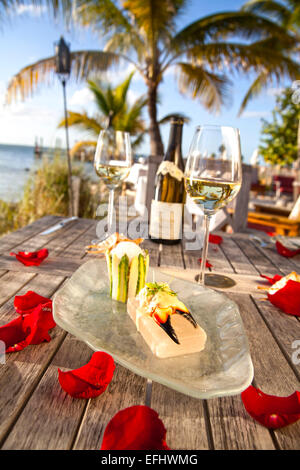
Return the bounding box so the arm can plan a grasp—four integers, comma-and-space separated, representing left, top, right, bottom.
55, 36, 74, 216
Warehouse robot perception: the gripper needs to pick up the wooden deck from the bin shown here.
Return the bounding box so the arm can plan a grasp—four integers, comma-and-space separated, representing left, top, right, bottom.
0, 215, 299, 450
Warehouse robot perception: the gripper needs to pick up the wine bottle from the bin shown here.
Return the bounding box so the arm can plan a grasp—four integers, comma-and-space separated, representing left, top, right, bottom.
149, 118, 185, 244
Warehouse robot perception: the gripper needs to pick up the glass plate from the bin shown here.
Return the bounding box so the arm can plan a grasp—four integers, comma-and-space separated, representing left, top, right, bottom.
53, 258, 253, 399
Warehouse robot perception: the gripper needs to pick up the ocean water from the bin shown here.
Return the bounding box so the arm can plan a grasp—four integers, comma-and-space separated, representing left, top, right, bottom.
0, 144, 95, 203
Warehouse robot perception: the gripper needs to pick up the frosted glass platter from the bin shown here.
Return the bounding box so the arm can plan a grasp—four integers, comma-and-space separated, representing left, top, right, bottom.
53, 258, 253, 399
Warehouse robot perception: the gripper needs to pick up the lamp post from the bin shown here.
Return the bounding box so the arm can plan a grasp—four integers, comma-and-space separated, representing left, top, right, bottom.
55, 36, 74, 216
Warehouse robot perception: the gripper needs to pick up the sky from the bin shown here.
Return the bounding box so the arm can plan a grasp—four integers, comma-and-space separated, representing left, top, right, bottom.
0, 0, 292, 164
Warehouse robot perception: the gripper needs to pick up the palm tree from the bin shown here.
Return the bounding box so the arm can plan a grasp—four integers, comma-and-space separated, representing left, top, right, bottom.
6, 0, 300, 157
242, 0, 300, 166
59, 72, 148, 157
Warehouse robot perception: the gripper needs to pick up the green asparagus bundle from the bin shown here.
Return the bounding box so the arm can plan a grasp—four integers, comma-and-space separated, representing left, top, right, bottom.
106, 246, 149, 303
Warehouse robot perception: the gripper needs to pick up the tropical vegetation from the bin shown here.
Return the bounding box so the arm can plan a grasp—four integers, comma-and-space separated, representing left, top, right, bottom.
59, 72, 148, 157
0, 155, 101, 235
6, 0, 300, 157
242, 0, 300, 164
259, 87, 300, 166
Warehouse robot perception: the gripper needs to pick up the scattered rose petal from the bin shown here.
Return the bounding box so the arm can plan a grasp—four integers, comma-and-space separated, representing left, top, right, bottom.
260, 274, 282, 285
10, 248, 49, 266
14, 290, 52, 315
0, 300, 55, 352
267, 280, 300, 316
198, 258, 213, 268
209, 234, 223, 245
58, 351, 115, 399
101, 405, 170, 450
241, 385, 300, 429
276, 241, 300, 258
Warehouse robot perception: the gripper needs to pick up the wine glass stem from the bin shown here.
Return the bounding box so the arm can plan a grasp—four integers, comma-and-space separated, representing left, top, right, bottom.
108, 189, 115, 234
199, 214, 211, 286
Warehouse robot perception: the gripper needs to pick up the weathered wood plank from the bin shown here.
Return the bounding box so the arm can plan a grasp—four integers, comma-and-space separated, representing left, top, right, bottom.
205, 395, 275, 450
0, 273, 67, 448
0, 273, 65, 324
0, 254, 84, 277
10, 217, 90, 255
219, 237, 258, 275
1, 335, 90, 450
0, 327, 67, 448
255, 244, 300, 276
74, 365, 147, 450
0, 216, 62, 254
223, 293, 300, 450
148, 241, 211, 450
0, 271, 36, 307
150, 383, 210, 450
157, 267, 272, 295
140, 238, 160, 267
251, 293, 300, 380
159, 242, 185, 268
234, 238, 279, 276
62, 221, 97, 258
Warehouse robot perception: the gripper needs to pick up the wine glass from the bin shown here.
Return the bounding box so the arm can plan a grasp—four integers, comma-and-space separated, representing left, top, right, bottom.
184, 125, 242, 287
93, 128, 132, 241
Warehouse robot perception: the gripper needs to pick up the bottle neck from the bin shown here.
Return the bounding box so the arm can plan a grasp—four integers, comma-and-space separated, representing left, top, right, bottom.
164, 122, 184, 169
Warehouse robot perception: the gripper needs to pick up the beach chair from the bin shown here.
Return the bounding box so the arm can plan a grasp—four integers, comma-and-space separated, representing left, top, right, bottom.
247, 195, 300, 236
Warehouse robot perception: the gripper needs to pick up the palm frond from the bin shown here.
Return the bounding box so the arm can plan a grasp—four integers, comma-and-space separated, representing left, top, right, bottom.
104, 31, 145, 62
173, 11, 296, 49
87, 80, 111, 116
122, 0, 185, 46
238, 72, 269, 116
73, 0, 131, 33
176, 63, 231, 113
58, 111, 102, 136
158, 113, 190, 125
185, 37, 298, 73
114, 71, 135, 112
242, 0, 292, 27
6, 50, 120, 103
70, 140, 97, 157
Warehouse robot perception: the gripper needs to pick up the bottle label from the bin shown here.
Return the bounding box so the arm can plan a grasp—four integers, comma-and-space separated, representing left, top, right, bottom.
149, 200, 183, 240
157, 161, 184, 182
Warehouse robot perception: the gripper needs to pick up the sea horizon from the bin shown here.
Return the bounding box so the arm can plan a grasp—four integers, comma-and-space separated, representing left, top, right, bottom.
0, 143, 96, 203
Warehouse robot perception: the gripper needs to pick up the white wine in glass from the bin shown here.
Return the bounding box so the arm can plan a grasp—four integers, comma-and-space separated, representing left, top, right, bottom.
184, 125, 242, 287
94, 128, 132, 241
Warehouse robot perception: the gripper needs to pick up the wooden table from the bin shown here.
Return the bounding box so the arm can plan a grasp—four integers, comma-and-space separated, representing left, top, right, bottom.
0, 216, 299, 450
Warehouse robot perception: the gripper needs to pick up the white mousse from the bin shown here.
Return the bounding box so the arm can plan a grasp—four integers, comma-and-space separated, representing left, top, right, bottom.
110, 241, 143, 262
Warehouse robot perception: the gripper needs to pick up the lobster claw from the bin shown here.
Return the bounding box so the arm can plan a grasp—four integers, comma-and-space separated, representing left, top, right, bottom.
158, 316, 180, 344
176, 309, 197, 328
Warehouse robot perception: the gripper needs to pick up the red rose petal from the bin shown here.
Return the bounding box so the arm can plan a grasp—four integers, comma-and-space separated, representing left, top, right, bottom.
260, 274, 282, 285
242, 385, 300, 429
267, 279, 300, 316
0, 296, 55, 353
14, 290, 52, 315
10, 248, 49, 266
276, 241, 300, 258
198, 258, 213, 268
209, 234, 223, 245
0, 316, 27, 351
58, 351, 115, 399
101, 405, 170, 450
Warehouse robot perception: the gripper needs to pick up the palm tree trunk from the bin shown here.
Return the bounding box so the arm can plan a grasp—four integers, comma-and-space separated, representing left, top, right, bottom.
298, 118, 300, 173
147, 82, 164, 157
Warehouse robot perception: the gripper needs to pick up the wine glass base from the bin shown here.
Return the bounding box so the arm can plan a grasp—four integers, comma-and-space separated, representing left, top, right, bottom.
195, 273, 236, 288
